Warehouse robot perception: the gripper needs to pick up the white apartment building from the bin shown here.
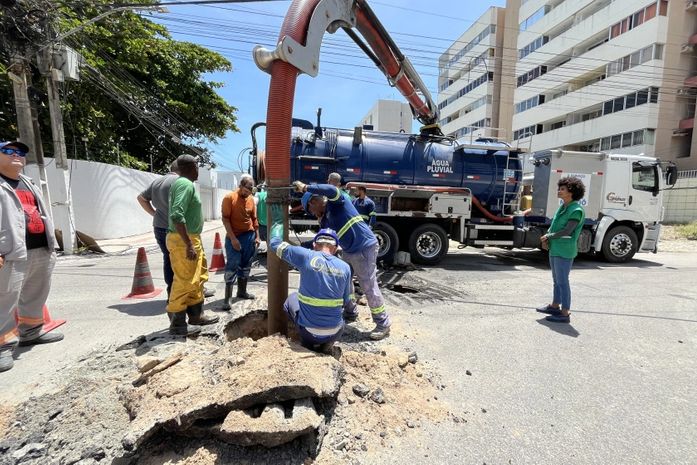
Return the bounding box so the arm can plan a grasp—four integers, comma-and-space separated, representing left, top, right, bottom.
359, 99, 413, 133
512, 0, 697, 169
437, 6, 515, 141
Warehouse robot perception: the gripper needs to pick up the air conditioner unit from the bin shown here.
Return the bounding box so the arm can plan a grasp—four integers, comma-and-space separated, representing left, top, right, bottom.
672, 129, 691, 137
681, 43, 695, 54
687, 0, 697, 11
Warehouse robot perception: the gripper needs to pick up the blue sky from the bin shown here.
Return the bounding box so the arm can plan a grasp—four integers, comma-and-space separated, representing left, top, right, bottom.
152, 0, 504, 171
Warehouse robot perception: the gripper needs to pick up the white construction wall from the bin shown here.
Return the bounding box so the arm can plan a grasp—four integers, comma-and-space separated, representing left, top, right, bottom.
25, 159, 231, 240
663, 170, 697, 223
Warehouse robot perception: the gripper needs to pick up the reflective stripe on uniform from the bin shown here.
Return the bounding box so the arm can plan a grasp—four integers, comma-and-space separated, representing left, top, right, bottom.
328, 188, 341, 202
298, 293, 344, 307
304, 324, 343, 336
370, 305, 386, 315
17, 316, 44, 325
360, 215, 370, 220
337, 215, 365, 238
369, 212, 377, 216
275, 242, 290, 259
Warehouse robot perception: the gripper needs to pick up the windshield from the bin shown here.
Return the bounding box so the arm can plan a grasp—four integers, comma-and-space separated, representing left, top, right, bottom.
632, 163, 657, 192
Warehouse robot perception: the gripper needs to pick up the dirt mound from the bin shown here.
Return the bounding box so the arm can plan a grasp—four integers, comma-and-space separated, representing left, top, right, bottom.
0, 306, 447, 465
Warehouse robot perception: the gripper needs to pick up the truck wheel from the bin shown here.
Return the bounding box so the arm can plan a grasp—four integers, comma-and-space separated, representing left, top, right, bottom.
409, 224, 449, 265
601, 226, 638, 263
373, 222, 399, 264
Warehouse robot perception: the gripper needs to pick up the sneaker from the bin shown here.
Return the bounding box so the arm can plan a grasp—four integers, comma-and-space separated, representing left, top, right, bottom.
545, 313, 571, 323
203, 287, 216, 298
369, 325, 391, 340
536, 305, 561, 315
18, 331, 64, 347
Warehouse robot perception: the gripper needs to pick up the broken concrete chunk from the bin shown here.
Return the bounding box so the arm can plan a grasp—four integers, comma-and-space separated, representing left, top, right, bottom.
217, 398, 323, 447
122, 336, 342, 452
136, 356, 162, 373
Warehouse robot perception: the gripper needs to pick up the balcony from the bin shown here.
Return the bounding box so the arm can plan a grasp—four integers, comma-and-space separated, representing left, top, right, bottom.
685, 75, 697, 87
679, 117, 695, 130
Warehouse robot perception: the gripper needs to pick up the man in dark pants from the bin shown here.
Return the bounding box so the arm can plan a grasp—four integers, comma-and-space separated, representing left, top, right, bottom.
138, 161, 214, 300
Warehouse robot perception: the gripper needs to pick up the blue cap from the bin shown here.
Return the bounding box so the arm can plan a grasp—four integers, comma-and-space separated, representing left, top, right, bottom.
301, 191, 316, 211
313, 228, 338, 246
0, 141, 29, 152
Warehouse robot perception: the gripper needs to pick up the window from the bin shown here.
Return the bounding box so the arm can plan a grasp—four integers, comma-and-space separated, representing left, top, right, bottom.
611, 135, 621, 149
633, 129, 644, 145
649, 87, 659, 103
609, 2, 665, 41
632, 163, 657, 192
446, 25, 495, 69
626, 93, 636, 109
613, 97, 625, 112
645, 2, 656, 20
622, 132, 633, 147
658, 0, 668, 16
637, 89, 649, 105
633, 10, 644, 27
603, 100, 614, 115
520, 6, 550, 31
550, 121, 566, 130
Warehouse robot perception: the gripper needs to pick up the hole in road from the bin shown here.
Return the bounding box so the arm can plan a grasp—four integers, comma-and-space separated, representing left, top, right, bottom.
385, 284, 419, 294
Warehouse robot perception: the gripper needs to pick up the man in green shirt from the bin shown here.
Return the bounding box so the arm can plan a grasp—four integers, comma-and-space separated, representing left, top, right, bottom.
166, 155, 218, 336
255, 184, 268, 243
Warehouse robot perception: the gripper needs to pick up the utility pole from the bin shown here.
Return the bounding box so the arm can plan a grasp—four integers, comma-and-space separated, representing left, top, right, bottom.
8, 55, 54, 220
44, 55, 76, 254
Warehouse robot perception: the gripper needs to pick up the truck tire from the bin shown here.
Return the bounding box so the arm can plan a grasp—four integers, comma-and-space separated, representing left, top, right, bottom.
408, 223, 449, 265
373, 222, 399, 264
601, 225, 638, 263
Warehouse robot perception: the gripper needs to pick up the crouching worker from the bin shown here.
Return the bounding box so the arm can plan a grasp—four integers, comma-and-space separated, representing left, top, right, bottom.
268, 209, 350, 353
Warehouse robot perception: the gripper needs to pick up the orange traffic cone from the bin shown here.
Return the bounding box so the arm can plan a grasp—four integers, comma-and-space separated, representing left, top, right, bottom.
209, 232, 226, 272
123, 247, 163, 299
13, 305, 66, 333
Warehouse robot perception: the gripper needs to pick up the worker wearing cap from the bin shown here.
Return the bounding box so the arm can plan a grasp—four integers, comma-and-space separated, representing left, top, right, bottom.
268, 214, 350, 352
0, 141, 63, 373
292, 181, 391, 340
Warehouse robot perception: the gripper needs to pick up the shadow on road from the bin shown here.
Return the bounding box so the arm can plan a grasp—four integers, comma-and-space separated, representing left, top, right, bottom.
536, 318, 581, 338
109, 300, 166, 317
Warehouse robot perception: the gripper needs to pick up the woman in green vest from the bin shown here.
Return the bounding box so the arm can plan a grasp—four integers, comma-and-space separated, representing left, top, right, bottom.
537, 176, 586, 324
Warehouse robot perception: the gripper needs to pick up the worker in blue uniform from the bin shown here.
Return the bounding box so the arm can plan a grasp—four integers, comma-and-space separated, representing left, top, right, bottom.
293, 181, 391, 340
269, 217, 351, 352
352, 186, 376, 227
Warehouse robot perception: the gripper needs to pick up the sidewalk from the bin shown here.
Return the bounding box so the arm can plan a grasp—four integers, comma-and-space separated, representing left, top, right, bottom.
94, 221, 225, 255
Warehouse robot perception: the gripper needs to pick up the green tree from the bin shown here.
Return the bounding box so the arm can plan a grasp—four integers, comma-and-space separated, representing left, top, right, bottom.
1, 0, 238, 172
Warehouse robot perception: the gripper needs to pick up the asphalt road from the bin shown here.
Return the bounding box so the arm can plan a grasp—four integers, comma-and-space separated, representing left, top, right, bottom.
1, 231, 695, 465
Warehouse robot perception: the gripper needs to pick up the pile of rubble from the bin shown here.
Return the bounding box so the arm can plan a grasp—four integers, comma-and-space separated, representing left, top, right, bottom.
0, 301, 447, 465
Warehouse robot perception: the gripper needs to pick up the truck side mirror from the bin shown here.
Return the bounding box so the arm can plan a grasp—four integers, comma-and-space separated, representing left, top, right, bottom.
666, 165, 678, 187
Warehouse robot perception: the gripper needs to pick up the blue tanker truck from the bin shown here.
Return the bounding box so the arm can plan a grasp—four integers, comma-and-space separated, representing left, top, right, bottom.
251, 119, 677, 266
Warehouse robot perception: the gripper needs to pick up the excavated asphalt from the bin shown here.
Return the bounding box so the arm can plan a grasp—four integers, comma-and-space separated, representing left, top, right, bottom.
1, 225, 695, 464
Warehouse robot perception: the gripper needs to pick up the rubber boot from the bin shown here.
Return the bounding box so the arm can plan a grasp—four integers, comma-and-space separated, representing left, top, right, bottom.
168, 310, 201, 336
221, 283, 233, 310
187, 301, 219, 326
236, 278, 255, 300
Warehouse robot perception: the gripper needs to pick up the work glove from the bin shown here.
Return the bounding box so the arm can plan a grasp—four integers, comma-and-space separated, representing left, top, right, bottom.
270, 204, 285, 239
292, 180, 306, 193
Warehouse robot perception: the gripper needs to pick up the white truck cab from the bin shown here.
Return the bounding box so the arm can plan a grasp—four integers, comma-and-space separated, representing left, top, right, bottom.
530, 150, 677, 262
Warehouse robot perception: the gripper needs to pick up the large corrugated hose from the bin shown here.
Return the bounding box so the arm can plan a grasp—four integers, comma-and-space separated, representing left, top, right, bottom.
265, 0, 321, 185
265, 0, 321, 337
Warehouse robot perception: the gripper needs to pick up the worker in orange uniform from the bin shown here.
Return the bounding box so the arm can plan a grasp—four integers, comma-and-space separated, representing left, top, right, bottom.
221, 174, 260, 309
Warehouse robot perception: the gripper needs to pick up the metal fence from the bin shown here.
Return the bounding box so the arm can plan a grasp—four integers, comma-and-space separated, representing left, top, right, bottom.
664, 170, 697, 224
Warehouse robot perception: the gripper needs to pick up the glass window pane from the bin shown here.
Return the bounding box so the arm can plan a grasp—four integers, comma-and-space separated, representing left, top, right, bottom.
650, 87, 659, 103
630, 52, 641, 67
622, 132, 633, 147
654, 44, 663, 59
626, 93, 636, 109
645, 129, 655, 144
645, 3, 657, 20
613, 97, 625, 112
603, 100, 614, 115
632, 164, 656, 192
637, 89, 648, 105
659, 0, 668, 16
610, 23, 620, 38
633, 130, 644, 145
601, 137, 611, 151
611, 135, 621, 149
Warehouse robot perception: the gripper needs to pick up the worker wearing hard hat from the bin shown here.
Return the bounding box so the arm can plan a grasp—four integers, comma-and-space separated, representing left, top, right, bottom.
268, 215, 351, 353
292, 180, 391, 340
